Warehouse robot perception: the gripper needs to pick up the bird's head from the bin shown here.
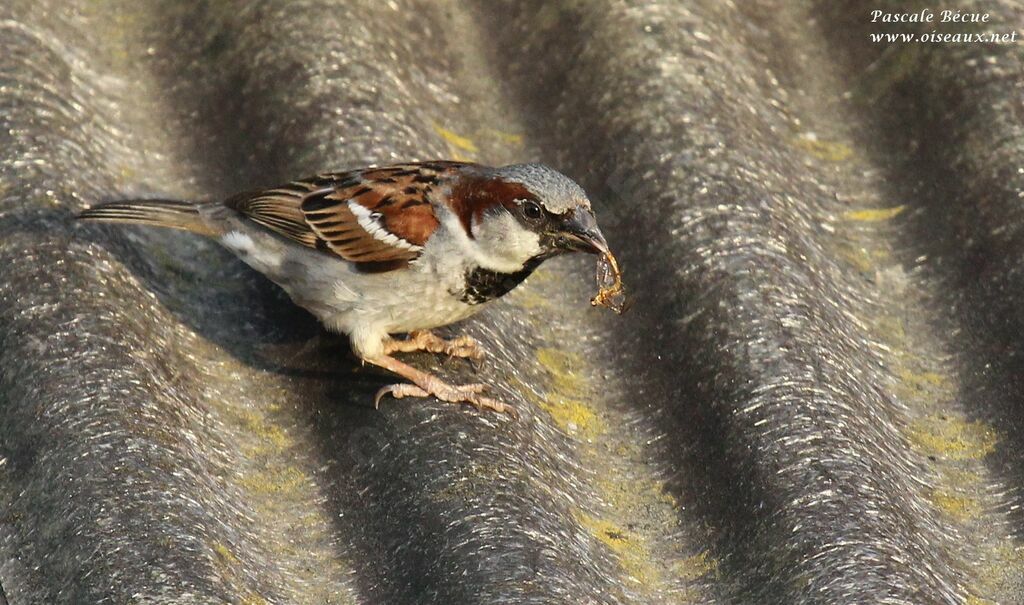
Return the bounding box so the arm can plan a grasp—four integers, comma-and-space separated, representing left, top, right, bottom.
450, 163, 609, 272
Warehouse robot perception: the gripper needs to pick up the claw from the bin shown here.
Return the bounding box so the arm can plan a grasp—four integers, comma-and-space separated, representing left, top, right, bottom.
374, 383, 429, 408
374, 380, 511, 415
367, 354, 514, 417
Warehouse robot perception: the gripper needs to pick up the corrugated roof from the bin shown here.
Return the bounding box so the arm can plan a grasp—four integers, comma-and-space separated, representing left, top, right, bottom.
2, 1, 1023, 603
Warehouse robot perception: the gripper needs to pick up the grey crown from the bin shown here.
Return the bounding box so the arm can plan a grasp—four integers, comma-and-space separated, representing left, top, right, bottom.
491, 163, 591, 214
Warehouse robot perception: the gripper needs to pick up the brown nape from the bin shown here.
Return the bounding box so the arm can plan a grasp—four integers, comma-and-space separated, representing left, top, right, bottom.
448, 175, 537, 238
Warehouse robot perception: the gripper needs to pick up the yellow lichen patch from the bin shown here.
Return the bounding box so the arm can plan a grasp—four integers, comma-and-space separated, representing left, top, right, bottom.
838, 249, 873, 273
966, 597, 996, 605
213, 542, 239, 566
574, 510, 659, 586
512, 375, 603, 439
597, 475, 678, 514
929, 489, 982, 521
531, 348, 607, 439
835, 243, 890, 273
873, 315, 907, 345
230, 408, 294, 455
211, 541, 269, 604
237, 465, 308, 495
937, 466, 984, 488
794, 136, 853, 162
843, 206, 906, 222
898, 366, 952, 393
543, 395, 603, 440
906, 416, 999, 461
433, 123, 479, 154
673, 550, 719, 582
893, 360, 952, 406
537, 348, 586, 393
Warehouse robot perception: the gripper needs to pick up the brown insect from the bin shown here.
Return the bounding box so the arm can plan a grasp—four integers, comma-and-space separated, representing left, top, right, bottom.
591, 250, 628, 314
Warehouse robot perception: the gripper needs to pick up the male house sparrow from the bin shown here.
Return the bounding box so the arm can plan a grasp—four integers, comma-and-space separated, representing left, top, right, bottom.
79, 161, 612, 415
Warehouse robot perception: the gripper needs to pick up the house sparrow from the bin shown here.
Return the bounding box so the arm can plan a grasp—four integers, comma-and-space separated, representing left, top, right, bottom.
78, 161, 617, 416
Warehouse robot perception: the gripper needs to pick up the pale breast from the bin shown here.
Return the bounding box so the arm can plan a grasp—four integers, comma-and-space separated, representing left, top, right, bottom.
366, 268, 482, 334
216, 216, 521, 339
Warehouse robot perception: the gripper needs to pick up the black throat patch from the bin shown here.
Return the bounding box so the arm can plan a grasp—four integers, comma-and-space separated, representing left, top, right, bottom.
459, 258, 544, 305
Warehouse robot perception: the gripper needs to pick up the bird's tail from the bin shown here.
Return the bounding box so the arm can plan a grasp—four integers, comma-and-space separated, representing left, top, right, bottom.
77, 199, 219, 237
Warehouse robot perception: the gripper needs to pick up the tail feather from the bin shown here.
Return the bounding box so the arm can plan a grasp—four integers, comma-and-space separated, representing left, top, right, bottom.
77, 199, 219, 237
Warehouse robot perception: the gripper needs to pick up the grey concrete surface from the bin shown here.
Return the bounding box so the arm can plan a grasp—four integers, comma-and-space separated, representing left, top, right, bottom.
1, 0, 1023, 603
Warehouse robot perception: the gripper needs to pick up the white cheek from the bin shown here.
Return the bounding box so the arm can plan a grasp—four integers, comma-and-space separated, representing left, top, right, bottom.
502, 224, 542, 259
434, 205, 543, 273
491, 214, 542, 258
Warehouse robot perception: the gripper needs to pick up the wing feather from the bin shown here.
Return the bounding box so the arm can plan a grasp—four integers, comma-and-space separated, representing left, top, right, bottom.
224, 163, 469, 270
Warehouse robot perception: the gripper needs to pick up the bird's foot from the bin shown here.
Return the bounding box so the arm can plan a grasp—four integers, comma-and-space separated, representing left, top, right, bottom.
384, 330, 486, 362
374, 381, 514, 416
368, 354, 514, 417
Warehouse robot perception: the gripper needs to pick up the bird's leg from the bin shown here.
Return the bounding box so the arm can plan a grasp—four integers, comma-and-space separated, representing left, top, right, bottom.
383, 330, 485, 362
367, 354, 514, 416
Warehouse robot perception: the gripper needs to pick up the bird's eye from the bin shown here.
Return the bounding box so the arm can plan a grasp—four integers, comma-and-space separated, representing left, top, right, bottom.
522, 200, 542, 220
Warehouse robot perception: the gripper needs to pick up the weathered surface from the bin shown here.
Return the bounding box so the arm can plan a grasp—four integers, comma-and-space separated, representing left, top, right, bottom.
1, 0, 1022, 603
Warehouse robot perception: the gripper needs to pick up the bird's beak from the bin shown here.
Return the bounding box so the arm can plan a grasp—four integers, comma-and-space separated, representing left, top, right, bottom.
551, 207, 608, 255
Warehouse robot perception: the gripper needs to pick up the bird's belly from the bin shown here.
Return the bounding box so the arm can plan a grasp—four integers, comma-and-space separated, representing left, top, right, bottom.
219, 226, 482, 337
371, 274, 480, 334
298, 264, 480, 336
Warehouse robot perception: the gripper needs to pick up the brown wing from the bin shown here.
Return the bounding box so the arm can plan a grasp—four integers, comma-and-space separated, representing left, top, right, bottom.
226, 162, 472, 267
